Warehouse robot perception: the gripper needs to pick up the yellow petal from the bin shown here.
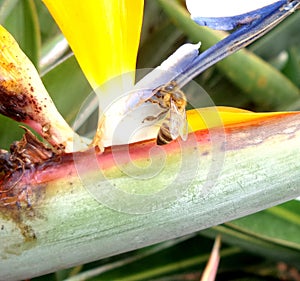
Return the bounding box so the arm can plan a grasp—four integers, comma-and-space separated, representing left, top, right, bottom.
43, 0, 144, 90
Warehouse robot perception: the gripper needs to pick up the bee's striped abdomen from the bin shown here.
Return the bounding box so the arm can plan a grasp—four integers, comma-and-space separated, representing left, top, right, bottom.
157, 121, 172, 145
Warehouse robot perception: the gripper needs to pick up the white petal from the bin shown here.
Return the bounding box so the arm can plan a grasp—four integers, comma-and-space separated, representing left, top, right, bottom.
186, 0, 283, 17
186, 0, 286, 30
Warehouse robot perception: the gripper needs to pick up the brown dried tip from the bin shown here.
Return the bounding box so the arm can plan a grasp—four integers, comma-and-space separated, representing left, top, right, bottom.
0, 25, 87, 152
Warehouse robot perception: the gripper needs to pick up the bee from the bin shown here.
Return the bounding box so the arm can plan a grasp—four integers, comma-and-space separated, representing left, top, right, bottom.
143, 81, 188, 145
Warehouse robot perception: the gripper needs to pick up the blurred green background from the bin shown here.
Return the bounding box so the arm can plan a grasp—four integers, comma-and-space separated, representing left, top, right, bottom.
0, 0, 299, 280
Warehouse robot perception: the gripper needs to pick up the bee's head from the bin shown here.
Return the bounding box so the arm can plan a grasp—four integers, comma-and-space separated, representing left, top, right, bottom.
164, 83, 175, 92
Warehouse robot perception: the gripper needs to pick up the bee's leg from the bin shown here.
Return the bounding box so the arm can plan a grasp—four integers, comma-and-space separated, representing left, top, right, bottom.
142, 110, 168, 123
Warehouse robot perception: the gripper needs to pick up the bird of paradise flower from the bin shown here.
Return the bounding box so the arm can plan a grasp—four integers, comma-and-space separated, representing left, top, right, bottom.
0, 1, 300, 280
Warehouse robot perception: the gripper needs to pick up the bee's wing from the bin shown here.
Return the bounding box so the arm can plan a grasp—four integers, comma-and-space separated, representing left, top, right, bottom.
169, 99, 188, 141
180, 109, 188, 141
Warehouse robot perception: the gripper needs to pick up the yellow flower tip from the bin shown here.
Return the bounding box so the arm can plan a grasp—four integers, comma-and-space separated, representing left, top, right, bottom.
43, 0, 144, 90
0, 25, 86, 152
187, 106, 298, 132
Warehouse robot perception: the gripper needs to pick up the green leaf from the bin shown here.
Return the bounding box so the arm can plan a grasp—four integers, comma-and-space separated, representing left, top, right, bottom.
282, 47, 300, 88
138, 22, 184, 69
88, 237, 238, 281
34, 0, 61, 44
41, 55, 92, 124
0, 115, 23, 150
3, 0, 40, 68
201, 201, 300, 267
0, 0, 19, 24
250, 12, 300, 60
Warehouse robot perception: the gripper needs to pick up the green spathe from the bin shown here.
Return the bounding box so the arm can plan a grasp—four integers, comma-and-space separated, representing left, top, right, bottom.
0, 112, 299, 280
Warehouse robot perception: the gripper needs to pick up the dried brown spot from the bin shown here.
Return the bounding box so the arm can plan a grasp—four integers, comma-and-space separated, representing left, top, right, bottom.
0, 186, 40, 242
0, 79, 46, 123
0, 85, 29, 121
